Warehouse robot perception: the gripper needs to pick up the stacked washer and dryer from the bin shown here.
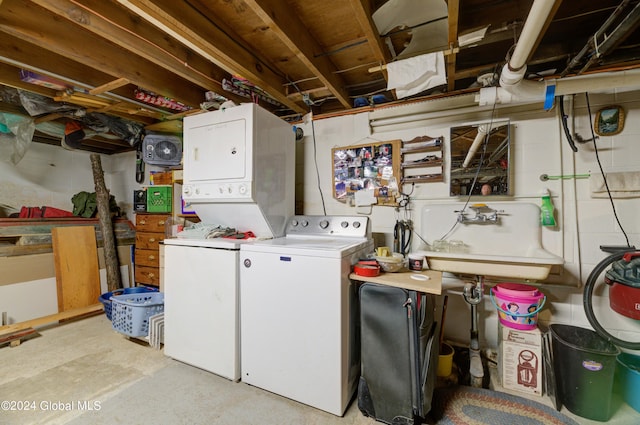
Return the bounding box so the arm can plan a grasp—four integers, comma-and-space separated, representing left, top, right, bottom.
163, 103, 295, 381
162, 103, 373, 416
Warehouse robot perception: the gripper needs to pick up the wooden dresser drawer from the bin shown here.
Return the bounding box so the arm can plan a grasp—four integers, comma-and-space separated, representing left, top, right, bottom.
135, 232, 162, 250
135, 265, 160, 286
135, 214, 170, 232
135, 248, 160, 267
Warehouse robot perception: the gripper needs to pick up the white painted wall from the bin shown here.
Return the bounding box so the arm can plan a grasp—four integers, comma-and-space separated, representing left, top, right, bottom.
0, 143, 139, 217
0, 143, 148, 323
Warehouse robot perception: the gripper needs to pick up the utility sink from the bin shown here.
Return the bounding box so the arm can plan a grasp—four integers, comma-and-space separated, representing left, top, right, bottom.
419, 202, 564, 281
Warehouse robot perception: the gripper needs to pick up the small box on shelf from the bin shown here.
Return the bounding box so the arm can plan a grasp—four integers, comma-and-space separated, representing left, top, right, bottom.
149, 171, 173, 185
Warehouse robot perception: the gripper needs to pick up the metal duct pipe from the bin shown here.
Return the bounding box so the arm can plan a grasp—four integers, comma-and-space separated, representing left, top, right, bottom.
578, 2, 640, 74
560, 0, 631, 77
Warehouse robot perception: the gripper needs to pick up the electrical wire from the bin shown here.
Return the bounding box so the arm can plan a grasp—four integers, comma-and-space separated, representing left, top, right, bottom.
584, 93, 632, 247
310, 115, 327, 216
438, 100, 500, 242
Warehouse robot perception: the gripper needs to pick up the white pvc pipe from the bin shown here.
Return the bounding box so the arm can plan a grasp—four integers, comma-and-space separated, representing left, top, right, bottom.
481, 67, 640, 106
462, 124, 489, 168
509, 0, 558, 72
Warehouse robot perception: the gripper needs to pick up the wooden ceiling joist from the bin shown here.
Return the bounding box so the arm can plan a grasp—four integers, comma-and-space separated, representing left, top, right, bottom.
116, 0, 306, 114
0, 0, 205, 107
447, 0, 460, 92
245, 0, 352, 109
89, 78, 130, 96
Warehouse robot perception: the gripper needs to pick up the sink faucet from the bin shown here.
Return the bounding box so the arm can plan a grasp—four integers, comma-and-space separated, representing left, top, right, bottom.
456, 204, 502, 224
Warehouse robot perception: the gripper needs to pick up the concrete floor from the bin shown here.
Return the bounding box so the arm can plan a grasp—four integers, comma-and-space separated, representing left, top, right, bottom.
0, 315, 637, 425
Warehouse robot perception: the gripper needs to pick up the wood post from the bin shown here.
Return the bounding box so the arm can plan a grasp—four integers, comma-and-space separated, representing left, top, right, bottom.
90, 154, 122, 292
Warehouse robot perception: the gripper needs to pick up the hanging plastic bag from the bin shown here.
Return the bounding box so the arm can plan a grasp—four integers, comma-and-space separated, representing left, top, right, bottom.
0, 113, 35, 165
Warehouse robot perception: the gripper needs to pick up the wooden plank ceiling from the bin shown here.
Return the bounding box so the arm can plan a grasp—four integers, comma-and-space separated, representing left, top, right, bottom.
0, 0, 639, 154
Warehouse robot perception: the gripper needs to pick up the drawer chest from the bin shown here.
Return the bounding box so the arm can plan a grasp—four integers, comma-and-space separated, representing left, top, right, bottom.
134, 213, 169, 287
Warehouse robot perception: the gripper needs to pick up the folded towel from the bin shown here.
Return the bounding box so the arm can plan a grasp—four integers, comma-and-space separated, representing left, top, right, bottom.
590, 172, 640, 198
386, 52, 446, 99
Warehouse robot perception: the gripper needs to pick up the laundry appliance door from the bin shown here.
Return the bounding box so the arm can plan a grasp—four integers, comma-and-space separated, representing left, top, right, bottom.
164, 243, 240, 381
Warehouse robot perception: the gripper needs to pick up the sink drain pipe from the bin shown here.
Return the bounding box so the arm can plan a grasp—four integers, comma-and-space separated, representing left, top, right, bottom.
463, 276, 485, 387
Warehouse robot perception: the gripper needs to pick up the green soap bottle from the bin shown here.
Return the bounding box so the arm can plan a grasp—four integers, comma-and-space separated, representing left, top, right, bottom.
541, 189, 556, 227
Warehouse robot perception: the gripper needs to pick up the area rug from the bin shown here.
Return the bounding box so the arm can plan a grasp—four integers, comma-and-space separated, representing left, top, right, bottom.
429, 386, 579, 425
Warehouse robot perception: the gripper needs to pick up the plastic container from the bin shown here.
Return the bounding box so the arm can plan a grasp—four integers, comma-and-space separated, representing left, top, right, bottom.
490, 283, 546, 330
408, 253, 424, 271
550, 324, 620, 421
616, 352, 640, 413
437, 343, 454, 377
540, 189, 556, 227
98, 286, 158, 320
111, 292, 164, 337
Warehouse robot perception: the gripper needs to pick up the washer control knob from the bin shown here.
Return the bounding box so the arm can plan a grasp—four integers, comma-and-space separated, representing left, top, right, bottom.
301, 220, 309, 227
353, 221, 361, 228
341, 221, 349, 228
239, 185, 247, 194
291, 219, 298, 227
319, 220, 329, 229
183, 186, 192, 196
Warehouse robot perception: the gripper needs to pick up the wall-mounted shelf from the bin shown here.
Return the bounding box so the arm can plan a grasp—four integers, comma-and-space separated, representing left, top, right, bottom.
401, 136, 443, 184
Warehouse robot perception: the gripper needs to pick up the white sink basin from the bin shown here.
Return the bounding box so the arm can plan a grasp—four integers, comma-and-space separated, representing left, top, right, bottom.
420, 202, 564, 281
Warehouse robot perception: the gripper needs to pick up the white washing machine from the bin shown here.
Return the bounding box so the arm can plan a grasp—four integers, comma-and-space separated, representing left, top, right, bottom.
240, 215, 373, 416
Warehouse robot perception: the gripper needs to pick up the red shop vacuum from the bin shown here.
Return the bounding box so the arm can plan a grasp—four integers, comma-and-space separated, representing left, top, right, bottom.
604, 251, 640, 319
584, 249, 640, 350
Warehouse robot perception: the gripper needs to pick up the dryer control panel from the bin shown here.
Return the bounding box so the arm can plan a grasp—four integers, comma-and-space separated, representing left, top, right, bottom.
285, 215, 370, 238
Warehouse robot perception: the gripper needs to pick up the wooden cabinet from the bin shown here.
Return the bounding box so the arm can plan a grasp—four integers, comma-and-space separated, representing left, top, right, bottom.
134, 213, 169, 287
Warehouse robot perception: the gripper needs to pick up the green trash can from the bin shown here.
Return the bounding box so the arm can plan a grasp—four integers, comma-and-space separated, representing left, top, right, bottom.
549, 324, 620, 421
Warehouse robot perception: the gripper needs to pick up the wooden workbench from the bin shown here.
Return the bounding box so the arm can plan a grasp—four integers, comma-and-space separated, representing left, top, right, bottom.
350, 269, 442, 294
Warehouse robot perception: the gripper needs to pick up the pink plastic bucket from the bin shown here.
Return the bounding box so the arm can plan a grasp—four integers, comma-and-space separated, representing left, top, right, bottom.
490, 283, 546, 330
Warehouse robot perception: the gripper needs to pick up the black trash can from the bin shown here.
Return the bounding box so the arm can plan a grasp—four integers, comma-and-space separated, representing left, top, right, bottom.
549, 324, 620, 421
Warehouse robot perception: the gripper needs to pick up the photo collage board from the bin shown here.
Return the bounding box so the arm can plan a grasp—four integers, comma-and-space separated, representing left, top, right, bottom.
332, 139, 401, 206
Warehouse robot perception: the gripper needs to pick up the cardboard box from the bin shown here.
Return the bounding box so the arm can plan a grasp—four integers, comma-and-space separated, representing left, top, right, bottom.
498, 323, 543, 396
149, 171, 173, 185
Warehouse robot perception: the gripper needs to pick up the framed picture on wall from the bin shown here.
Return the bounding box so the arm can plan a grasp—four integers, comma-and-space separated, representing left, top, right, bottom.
594, 105, 624, 136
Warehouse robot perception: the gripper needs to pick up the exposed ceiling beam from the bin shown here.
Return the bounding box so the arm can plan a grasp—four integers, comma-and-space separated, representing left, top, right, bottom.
29, 0, 243, 103
349, 0, 389, 65
0, 0, 205, 108
116, 0, 306, 113
348, 0, 391, 88
447, 0, 460, 92
246, 0, 352, 109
